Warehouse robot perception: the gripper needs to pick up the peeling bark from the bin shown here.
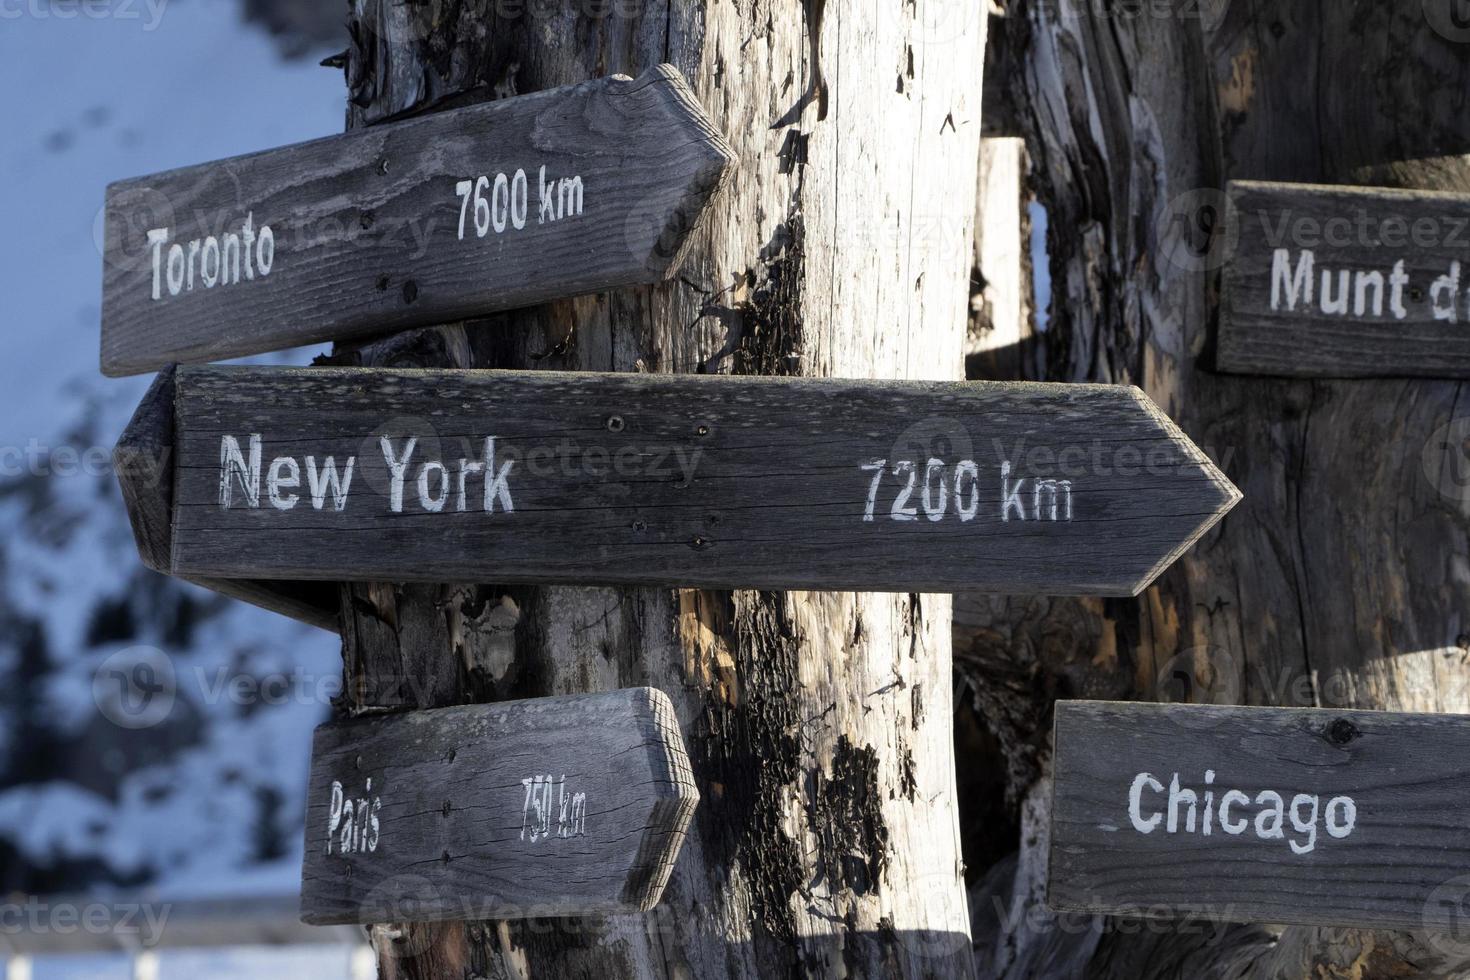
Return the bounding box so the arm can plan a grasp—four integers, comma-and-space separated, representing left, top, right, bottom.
330, 1, 986, 977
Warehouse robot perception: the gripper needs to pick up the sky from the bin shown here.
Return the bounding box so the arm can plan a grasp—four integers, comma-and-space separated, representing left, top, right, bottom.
0, 0, 344, 451
0, 3, 360, 974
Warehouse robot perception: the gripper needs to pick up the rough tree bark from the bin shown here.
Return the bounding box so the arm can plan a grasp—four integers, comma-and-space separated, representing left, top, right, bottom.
327, 2, 985, 978
964, 1, 1470, 977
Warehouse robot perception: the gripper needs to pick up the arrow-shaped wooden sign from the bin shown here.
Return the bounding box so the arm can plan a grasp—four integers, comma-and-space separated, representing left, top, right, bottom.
300, 688, 697, 924
99, 65, 734, 377
1050, 700, 1470, 930
122, 366, 1240, 596
1219, 180, 1470, 378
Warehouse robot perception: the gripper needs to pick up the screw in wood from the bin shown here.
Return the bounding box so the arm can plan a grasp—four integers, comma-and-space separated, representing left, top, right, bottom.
1326, 718, 1360, 745
607, 415, 626, 433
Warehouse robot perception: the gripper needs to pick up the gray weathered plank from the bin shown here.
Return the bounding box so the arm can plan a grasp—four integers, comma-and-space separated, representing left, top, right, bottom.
1218, 179, 1470, 378
299, 687, 698, 924
1049, 700, 1470, 929
99, 64, 735, 377
161, 366, 1240, 596
113, 367, 338, 632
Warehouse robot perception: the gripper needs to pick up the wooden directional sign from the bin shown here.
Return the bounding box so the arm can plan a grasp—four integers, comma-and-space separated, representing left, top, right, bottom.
1219, 180, 1470, 378
300, 687, 697, 924
1050, 700, 1470, 930
113, 367, 337, 631
129, 365, 1240, 596
99, 64, 734, 377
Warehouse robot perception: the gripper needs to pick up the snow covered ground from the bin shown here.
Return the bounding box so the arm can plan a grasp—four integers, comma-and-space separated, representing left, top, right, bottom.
0, 0, 358, 972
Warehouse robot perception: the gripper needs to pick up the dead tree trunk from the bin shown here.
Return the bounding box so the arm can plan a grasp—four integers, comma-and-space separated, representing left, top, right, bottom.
965, 1, 1470, 977
328, 2, 985, 977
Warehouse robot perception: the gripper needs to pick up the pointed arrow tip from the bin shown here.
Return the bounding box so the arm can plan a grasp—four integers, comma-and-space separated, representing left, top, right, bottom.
626, 66, 737, 280
113, 366, 177, 573
622, 686, 699, 911
1125, 387, 1243, 596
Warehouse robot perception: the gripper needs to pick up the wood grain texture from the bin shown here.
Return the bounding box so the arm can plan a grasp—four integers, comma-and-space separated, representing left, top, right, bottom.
113, 367, 338, 631
1218, 180, 1470, 378
99, 65, 735, 377
333, 2, 989, 976
300, 687, 696, 925
977, 2, 1470, 976
163, 365, 1238, 596
1049, 700, 1470, 931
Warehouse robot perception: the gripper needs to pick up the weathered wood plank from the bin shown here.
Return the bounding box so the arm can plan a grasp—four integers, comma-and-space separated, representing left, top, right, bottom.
112, 367, 338, 631
161, 365, 1239, 596
1049, 700, 1470, 930
299, 687, 697, 924
1218, 179, 1470, 378
99, 65, 735, 377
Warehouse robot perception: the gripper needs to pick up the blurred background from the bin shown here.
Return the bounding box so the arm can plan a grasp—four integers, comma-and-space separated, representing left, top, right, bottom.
0, 1, 367, 975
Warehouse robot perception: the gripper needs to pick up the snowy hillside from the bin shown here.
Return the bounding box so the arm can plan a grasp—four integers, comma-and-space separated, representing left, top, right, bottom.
0, 0, 346, 903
